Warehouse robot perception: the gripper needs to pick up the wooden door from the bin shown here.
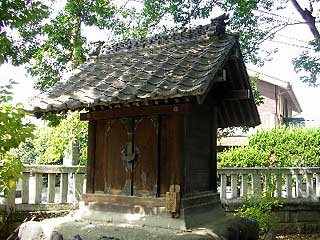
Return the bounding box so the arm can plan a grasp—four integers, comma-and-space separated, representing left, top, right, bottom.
133, 116, 158, 197
104, 118, 130, 195
103, 116, 158, 197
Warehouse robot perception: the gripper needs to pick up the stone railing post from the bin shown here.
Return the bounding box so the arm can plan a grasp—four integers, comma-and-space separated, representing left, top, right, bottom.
217, 167, 320, 203
296, 174, 303, 198
306, 173, 313, 198
252, 173, 261, 194
264, 173, 271, 192
34, 173, 42, 204
71, 139, 80, 165
276, 173, 282, 198
22, 173, 30, 204
220, 174, 227, 200
286, 173, 293, 199
230, 174, 237, 199
73, 173, 85, 207
48, 173, 56, 203
240, 174, 248, 197
316, 173, 320, 198
60, 173, 68, 203
1, 164, 86, 213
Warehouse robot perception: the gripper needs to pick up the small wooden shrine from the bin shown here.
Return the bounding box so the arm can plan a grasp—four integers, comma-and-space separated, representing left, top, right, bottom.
28, 15, 260, 229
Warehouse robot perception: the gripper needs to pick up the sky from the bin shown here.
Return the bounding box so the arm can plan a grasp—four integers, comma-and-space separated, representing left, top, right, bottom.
247, 2, 320, 120
0, 0, 320, 122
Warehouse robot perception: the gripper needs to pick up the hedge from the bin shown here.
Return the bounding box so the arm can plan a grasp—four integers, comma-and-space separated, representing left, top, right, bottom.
218, 127, 320, 167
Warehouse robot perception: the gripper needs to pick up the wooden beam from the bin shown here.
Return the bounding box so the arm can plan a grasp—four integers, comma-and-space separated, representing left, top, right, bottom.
80, 103, 192, 121
82, 194, 166, 207
236, 100, 247, 124
220, 101, 232, 127
223, 89, 251, 100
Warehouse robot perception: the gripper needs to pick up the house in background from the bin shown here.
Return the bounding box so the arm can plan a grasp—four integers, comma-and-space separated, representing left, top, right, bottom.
252, 70, 302, 130
218, 70, 302, 147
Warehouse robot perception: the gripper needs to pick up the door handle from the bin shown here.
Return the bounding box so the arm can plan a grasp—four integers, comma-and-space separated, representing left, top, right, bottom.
122, 152, 136, 163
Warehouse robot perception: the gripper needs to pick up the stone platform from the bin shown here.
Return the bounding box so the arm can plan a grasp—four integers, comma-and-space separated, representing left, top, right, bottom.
18, 212, 259, 240
51, 220, 222, 240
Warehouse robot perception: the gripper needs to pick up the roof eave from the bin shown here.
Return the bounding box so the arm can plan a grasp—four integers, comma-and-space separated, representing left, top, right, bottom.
287, 84, 302, 113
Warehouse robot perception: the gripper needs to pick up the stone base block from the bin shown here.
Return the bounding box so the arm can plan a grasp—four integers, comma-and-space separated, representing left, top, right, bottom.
80, 192, 224, 230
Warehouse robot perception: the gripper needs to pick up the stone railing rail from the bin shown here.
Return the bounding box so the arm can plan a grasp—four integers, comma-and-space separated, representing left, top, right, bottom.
0, 165, 86, 214
217, 167, 320, 204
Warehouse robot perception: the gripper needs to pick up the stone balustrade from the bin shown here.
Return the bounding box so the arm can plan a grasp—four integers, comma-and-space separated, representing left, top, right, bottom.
2, 166, 320, 214
217, 167, 320, 203
0, 165, 86, 213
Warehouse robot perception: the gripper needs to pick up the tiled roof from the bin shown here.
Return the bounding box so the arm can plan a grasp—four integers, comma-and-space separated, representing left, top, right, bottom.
27, 16, 239, 116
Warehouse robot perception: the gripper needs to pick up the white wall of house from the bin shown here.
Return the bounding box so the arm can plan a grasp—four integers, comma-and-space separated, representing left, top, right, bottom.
256, 80, 299, 130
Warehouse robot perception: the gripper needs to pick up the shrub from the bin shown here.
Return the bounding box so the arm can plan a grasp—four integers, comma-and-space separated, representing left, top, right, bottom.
218, 126, 320, 167
0, 153, 24, 196
235, 189, 283, 234
218, 146, 270, 167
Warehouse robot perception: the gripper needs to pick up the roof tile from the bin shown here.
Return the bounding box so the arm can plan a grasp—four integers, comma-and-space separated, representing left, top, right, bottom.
28, 16, 238, 114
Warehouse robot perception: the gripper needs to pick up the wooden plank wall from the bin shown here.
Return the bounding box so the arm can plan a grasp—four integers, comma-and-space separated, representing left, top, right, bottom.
183, 104, 215, 195
159, 114, 184, 196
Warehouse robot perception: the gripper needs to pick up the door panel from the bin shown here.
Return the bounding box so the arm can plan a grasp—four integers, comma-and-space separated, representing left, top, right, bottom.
94, 120, 107, 192
105, 119, 130, 195
133, 116, 158, 197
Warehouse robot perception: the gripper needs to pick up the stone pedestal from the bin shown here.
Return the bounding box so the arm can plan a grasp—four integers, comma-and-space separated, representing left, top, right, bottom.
79, 193, 224, 230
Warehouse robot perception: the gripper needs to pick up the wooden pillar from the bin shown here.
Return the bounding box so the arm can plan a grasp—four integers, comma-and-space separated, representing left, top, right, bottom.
211, 104, 218, 192
86, 120, 97, 193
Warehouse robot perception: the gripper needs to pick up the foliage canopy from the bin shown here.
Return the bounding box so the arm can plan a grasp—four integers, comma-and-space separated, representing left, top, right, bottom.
0, 80, 35, 157
0, 0, 49, 65
0, 80, 35, 195
1, 0, 319, 91
16, 113, 88, 165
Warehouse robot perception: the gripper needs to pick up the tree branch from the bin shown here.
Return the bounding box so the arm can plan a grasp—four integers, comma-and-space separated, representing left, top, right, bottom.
181, 0, 203, 27
242, 20, 317, 56
290, 0, 320, 43
309, 0, 314, 13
